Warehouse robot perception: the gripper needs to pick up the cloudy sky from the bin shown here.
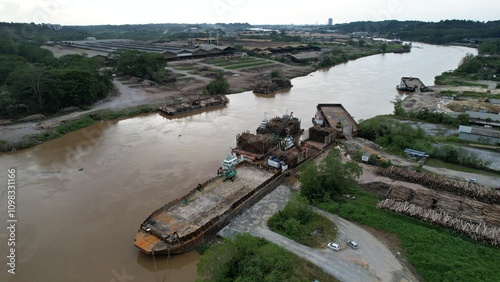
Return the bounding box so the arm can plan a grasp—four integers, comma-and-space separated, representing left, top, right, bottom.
1, 0, 499, 26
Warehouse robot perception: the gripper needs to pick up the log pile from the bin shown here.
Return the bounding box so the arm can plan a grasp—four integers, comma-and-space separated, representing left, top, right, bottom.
268, 147, 304, 168
377, 166, 500, 204
253, 78, 292, 94
261, 116, 302, 137
385, 185, 500, 227
308, 125, 336, 144
235, 131, 276, 155
378, 199, 500, 246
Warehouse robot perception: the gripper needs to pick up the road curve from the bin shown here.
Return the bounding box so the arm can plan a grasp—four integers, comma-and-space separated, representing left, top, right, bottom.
219, 184, 419, 282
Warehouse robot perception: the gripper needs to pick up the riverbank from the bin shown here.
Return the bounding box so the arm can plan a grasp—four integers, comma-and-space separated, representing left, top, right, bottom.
0, 56, 317, 151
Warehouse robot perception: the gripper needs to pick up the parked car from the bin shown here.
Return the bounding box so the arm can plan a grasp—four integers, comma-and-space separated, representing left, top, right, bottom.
466, 178, 477, 183
327, 242, 340, 251
347, 240, 358, 249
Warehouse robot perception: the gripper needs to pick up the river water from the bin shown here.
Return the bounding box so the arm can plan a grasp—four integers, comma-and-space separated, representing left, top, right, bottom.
0, 43, 476, 282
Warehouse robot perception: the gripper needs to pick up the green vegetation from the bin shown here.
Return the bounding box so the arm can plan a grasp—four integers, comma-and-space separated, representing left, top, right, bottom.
0, 48, 113, 117
203, 72, 229, 95
299, 149, 362, 202
435, 40, 500, 85
308, 185, 500, 282
196, 233, 338, 282
334, 20, 500, 45
267, 200, 338, 247
225, 61, 275, 70
113, 50, 168, 83
359, 116, 434, 153
203, 57, 276, 70
359, 115, 490, 169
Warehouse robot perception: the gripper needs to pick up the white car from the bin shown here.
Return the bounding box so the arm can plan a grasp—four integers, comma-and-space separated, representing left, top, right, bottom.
327, 242, 340, 251
347, 240, 358, 249
466, 178, 477, 183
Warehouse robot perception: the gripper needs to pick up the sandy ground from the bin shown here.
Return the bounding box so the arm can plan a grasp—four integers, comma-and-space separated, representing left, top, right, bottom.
401, 84, 500, 113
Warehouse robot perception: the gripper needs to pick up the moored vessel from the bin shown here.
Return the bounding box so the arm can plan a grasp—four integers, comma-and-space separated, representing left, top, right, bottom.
134, 162, 283, 255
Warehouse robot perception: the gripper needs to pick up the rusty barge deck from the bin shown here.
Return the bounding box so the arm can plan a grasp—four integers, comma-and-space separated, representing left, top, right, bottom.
134, 163, 282, 255
316, 103, 359, 138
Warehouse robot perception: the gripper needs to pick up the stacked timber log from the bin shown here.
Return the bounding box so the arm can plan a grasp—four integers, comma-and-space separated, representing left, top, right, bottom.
308, 125, 336, 144
376, 166, 500, 204
384, 185, 500, 227
261, 116, 302, 137
236, 131, 276, 155
378, 199, 500, 246
376, 166, 500, 246
268, 147, 303, 168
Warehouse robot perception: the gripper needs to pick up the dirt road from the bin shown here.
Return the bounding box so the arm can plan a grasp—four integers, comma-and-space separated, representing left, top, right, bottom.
219, 184, 419, 282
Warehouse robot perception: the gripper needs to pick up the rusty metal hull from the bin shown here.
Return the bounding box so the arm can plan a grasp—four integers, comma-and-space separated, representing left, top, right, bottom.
134, 163, 283, 255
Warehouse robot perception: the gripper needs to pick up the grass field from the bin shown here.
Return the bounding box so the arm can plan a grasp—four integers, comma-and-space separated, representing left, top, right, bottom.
203, 56, 277, 70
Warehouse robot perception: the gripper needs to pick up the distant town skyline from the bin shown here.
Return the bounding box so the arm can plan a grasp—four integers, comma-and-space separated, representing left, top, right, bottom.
1, 0, 499, 26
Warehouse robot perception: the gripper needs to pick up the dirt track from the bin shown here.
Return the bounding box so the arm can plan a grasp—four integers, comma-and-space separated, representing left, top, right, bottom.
219, 184, 420, 282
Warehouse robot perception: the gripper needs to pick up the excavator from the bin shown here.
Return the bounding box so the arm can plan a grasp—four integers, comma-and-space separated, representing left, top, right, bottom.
217, 166, 237, 181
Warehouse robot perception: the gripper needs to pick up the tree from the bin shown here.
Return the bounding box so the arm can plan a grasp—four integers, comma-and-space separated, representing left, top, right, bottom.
270, 69, 283, 79
381, 43, 388, 53
299, 148, 362, 202
6, 65, 49, 112
197, 233, 300, 282
114, 50, 167, 83
392, 96, 406, 117
204, 72, 229, 95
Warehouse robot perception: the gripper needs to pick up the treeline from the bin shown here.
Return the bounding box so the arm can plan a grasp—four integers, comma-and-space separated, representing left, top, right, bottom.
0, 52, 113, 117
0, 25, 113, 117
436, 40, 500, 83
334, 20, 500, 44
0, 22, 90, 44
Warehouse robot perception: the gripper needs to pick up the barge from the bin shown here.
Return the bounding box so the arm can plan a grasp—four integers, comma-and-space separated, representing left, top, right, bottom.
396, 77, 427, 92
158, 95, 228, 115
134, 162, 283, 255
313, 103, 359, 138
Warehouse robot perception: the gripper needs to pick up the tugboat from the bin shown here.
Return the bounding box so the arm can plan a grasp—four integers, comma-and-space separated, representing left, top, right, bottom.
312, 110, 324, 127
217, 152, 242, 181
256, 115, 269, 134
279, 135, 295, 151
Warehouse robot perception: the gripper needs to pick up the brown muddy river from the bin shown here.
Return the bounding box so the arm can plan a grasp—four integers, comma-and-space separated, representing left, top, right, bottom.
0, 43, 476, 282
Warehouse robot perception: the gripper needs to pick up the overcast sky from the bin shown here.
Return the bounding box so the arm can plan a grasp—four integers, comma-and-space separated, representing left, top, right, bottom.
1, 0, 499, 26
